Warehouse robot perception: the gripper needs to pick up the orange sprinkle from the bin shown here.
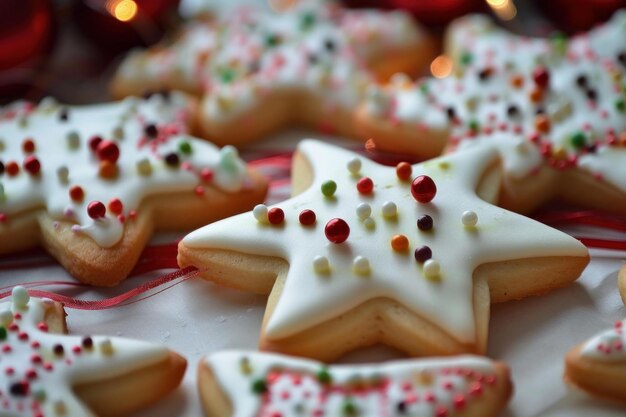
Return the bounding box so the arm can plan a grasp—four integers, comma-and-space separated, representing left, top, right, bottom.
391, 234, 409, 251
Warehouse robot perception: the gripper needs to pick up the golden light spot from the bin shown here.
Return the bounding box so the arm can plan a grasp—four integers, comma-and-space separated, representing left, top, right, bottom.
486, 0, 517, 21
106, 0, 138, 22
430, 55, 453, 79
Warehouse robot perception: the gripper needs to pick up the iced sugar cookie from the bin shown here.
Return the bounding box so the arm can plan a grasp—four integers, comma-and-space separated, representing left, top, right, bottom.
564, 267, 626, 403
358, 11, 626, 214
112, 0, 433, 146
199, 350, 513, 417
179, 139, 588, 361
0, 94, 267, 286
0, 286, 186, 416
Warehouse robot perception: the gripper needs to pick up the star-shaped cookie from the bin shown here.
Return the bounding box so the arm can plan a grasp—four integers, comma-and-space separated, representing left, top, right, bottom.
0, 286, 186, 416
178, 140, 589, 360
0, 93, 267, 286
564, 266, 626, 403
199, 350, 513, 417
358, 11, 626, 214
111, 0, 432, 146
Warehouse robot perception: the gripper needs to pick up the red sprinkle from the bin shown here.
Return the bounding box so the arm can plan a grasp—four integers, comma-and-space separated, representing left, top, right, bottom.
23, 156, 41, 175
108, 198, 123, 215
356, 177, 374, 194
411, 175, 437, 203
532, 66, 550, 88
298, 209, 316, 226
200, 168, 214, 182
22, 138, 35, 153
96, 141, 120, 163
69, 186, 84, 202
87, 201, 106, 219
88, 135, 103, 152
324, 218, 350, 244
6, 161, 19, 176
268, 208, 285, 225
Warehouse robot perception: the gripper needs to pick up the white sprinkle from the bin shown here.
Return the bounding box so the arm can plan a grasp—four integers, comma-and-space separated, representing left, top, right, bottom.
66, 131, 80, 149
57, 166, 69, 183
313, 255, 330, 273
347, 158, 362, 175
253, 204, 269, 223
382, 201, 397, 218
136, 158, 152, 176
12, 286, 30, 308
461, 210, 478, 227
356, 203, 372, 220
100, 338, 114, 354
352, 256, 371, 275
363, 217, 376, 229
0, 309, 12, 326
423, 259, 440, 279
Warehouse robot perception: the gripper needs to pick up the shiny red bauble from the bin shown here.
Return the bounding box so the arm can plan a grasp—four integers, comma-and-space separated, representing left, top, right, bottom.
325, 218, 350, 244
411, 175, 437, 203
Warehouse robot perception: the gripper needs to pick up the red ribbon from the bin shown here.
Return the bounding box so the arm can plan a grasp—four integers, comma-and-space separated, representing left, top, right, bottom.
0, 266, 200, 309
534, 209, 626, 250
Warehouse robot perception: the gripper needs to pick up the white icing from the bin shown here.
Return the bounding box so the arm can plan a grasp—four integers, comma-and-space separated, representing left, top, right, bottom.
0, 287, 170, 416
0, 94, 248, 247
205, 350, 503, 417
116, 0, 426, 123
183, 140, 587, 343
581, 319, 626, 361
369, 11, 626, 191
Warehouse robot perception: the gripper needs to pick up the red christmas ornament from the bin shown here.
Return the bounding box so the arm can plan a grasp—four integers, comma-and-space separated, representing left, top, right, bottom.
73, 0, 181, 54
0, 0, 56, 98
87, 201, 106, 219
325, 218, 350, 244
69, 185, 84, 202
299, 209, 316, 226
411, 175, 437, 203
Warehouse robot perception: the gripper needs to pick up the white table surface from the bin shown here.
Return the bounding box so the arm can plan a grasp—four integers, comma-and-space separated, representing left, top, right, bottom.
1, 128, 625, 417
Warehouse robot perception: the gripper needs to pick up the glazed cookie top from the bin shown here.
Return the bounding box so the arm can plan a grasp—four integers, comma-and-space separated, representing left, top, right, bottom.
184, 140, 587, 343
581, 319, 626, 361
367, 11, 626, 190
0, 93, 249, 247
0, 287, 170, 417
206, 350, 505, 417
118, 0, 425, 120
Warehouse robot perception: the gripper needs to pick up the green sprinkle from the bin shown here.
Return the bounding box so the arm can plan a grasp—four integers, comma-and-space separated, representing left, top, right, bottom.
616, 98, 625, 112
178, 141, 193, 155
317, 367, 332, 384
300, 12, 315, 30
321, 180, 337, 197
570, 131, 586, 149
342, 399, 359, 416
419, 83, 429, 94
251, 378, 267, 394
219, 68, 236, 84
550, 31, 567, 55
468, 119, 480, 132
34, 390, 46, 403
0, 327, 6, 340
460, 51, 473, 66
265, 34, 281, 48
